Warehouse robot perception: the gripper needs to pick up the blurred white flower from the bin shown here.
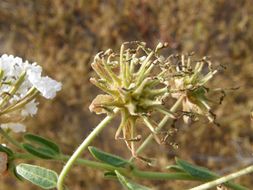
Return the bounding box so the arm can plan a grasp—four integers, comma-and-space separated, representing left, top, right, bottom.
0, 54, 62, 130
0, 54, 62, 99
0, 54, 62, 98
1, 123, 26, 133
30, 76, 62, 99
21, 100, 39, 116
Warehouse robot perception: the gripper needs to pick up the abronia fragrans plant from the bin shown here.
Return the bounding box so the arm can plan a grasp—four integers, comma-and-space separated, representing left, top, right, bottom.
0, 42, 252, 190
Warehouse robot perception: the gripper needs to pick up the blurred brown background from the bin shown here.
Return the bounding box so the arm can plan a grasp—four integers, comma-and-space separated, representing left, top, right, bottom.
0, 0, 253, 189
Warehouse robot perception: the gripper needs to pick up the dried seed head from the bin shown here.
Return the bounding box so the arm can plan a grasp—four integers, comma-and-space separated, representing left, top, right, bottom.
166, 54, 219, 124
90, 42, 171, 117
89, 42, 173, 154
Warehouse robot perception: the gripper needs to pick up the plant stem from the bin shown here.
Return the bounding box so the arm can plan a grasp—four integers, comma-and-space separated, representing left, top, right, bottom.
60, 155, 119, 171
57, 109, 119, 190
132, 170, 196, 180
130, 95, 184, 161
225, 182, 248, 190
0, 128, 23, 149
0, 72, 26, 107
15, 152, 193, 180
0, 88, 39, 115
189, 165, 253, 190
15, 153, 120, 172
15, 152, 246, 190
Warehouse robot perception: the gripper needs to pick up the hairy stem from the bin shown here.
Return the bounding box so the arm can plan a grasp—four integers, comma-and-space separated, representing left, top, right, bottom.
57, 109, 119, 190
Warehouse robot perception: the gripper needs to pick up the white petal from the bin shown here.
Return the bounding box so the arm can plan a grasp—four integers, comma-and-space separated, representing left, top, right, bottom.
1, 123, 26, 133
31, 76, 62, 99
21, 100, 39, 116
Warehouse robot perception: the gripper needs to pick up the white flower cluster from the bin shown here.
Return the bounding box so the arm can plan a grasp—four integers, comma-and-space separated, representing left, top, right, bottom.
0, 54, 62, 132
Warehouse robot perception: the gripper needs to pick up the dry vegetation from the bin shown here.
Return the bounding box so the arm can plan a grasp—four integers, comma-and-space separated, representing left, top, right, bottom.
0, 0, 253, 189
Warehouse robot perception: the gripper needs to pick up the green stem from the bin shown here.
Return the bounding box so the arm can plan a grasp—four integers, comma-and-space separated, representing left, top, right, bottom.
189, 165, 253, 190
57, 109, 119, 190
132, 170, 196, 180
0, 128, 23, 149
60, 155, 119, 171
0, 72, 26, 108
15, 152, 246, 190
130, 95, 184, 161
14, 153, 198, 181
225, 182, 248, 190
0, 89, 39, 115
15, 153, 119, 172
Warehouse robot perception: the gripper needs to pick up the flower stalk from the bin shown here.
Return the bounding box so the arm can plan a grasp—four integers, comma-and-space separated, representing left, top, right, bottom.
0, 128, 23, 149
130, 95, 184, 161
13, 152, 246, 190
57, 108, 119, 190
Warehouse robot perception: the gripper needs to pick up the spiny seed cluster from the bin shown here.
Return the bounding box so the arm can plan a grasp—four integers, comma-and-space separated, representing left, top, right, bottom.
89, 42, 175, 155
89, 41, 221, 155
164, 54, 219, 124
89, 42, 172, 117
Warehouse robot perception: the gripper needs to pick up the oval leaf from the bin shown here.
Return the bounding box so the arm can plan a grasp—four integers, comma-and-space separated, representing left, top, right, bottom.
16, 163, 58, 189
176, 158, 217, 180
115, 170, 151, 190
24, 134, 60, 154
88, 146, 131, 168
22, 144, 56, 159
12, 166, 24, 181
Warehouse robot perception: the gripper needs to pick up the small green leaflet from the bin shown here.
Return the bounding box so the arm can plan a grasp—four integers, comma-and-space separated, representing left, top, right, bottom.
104, 171, 117, 179
115, 170, 151, 190
24, 134, 60, 154
176, 158, 217, 180
166, 164, 185, 172
176, 158, 248, 189
22, 143, 56, 159
88, 146, 131, 168
16, 164, 58, 189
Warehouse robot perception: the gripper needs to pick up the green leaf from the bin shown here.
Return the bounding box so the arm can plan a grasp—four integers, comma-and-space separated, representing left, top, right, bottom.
176, 158, 217, 180
0, 144, 13, 156
104, 171, 117, 179
165, 165, 185, 172
24, 134, 60, 154
115, 170, 151, 190
16, 163, 58, 189
88, 146, 131, 168
9, 163, 24, 181
22, 143, 56, 159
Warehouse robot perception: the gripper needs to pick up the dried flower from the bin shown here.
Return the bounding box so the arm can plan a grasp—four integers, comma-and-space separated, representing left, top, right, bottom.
166, 54, 218, 124
89, 42, 174, 155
